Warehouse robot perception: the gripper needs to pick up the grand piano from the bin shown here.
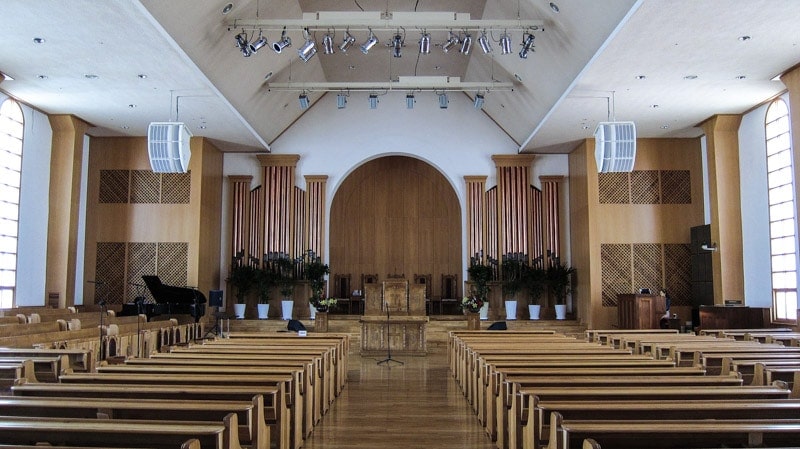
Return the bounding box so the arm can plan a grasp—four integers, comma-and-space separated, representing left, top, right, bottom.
119, 275, 206, 322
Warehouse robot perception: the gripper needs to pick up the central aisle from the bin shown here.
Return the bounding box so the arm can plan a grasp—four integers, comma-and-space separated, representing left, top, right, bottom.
301, 351, 497, 448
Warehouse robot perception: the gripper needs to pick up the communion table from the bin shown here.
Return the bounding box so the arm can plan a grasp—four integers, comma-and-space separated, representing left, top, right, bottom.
359, 278, 429, 356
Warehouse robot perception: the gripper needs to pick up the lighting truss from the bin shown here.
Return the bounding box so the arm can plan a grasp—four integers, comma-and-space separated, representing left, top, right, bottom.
265, 76, 515, 93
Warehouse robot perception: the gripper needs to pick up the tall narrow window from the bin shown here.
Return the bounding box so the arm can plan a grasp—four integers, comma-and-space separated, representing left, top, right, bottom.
765, 98, 797, 322
0, 99, 22, 308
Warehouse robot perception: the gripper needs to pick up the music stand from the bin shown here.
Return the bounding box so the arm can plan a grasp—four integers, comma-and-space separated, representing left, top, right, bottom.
203, 290, 226, 339
377, 284, 403, 367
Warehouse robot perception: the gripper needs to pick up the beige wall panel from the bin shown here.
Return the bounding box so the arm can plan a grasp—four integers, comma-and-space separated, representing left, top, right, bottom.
330, 156, 460, 297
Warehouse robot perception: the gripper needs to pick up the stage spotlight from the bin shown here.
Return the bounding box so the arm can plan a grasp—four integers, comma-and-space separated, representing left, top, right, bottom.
474, 93, 484, 109
337, 93, 347, 109
234, 31, 248, 49
273, 32, 292, 53
322, 33, 335, 54
478, 31, 492, 54
339, 31, 356, 52
442, 31, 459, 53
368, 93, 378, 109
500, 33, 512, 55
299, 94, 309, 109
438, 93, 448, 109
519, 33, 535, 59
419, 33, 430, 54
298, 38, 317, 62
460, 33, 473, 55
248, 31, 268, 53
406, 94, 415, 109
391, 34, 403, 58
361, 31, 378, 54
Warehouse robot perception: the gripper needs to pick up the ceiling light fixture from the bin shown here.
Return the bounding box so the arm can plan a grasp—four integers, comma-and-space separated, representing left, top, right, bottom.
519, 33, 535, 59
336, 92, 347, 109
478, 31, 492, 53
419, 32, 431, 54
322, 33, 335, 54
361, 29, 378, 54
438, 92, 449, 109
499, 33, 512, 55
298, 32, 317, 62
249, 30, 268, 53
368, 93, 378, 109
549, 2, 560, 13
32, 37, 45, 44
474, 93, 484, 109
222, 3, 233, 14
460, 33, 473, 55
406, 93, 415, 109
390, 33, 404, 58
299, 93, 310, 109
339, 30, 356, 52
272, 28, 292, 53
442, 31, 460, 52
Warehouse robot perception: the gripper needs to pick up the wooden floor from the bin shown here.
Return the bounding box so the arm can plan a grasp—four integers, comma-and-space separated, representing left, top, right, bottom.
301, 351, 496, 448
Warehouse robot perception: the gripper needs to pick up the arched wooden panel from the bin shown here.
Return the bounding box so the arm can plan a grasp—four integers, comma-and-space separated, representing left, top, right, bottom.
330, 156, 461, 299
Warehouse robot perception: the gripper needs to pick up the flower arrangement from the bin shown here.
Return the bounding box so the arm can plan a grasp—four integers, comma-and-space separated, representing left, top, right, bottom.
461, 296, 484, 313
312, 297, 338, 312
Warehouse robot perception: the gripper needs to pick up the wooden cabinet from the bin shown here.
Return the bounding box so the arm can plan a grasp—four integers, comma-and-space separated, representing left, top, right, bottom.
617, 294, 667, 329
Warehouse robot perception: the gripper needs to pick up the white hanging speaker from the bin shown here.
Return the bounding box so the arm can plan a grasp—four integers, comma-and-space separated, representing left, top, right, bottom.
594, 121, 636, 173
147, 122, 192, 173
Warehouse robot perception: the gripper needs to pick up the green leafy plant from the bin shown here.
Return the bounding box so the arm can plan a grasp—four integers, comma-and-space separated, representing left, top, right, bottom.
501, 256, 525, 300
255, 267, 277, 304
522, 264, 547, 305
467, 261, 494, 305
546, 254, 575, 305
276, 256, 297, 300
461, 296, 484, 313
227, 263, 258, 304
304, 256, 330, 309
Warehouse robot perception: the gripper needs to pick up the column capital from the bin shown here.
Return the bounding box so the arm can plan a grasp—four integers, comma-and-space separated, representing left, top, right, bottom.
539, 175, 565, 184
256, 154, 300, 167
491, 154, 536, 167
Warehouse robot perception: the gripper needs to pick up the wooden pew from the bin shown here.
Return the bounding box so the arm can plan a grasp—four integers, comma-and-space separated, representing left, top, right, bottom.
0, 413, 242, 449
584, 329, 679, 344
547, 411, 800, 449
695, 347, 800, 374
0, 347, 92, 372
699, 327, 794, 337
0, 395, 268, 449
527, 397, 800, 449
0, 359, 34, 387
755, 364, 800, 393
722, 356, 800, 383
0, 354, 69, 381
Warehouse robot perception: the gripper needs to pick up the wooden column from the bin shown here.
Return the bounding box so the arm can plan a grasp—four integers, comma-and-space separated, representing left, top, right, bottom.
228, 176, 252, 262
700, 115, 744, 305
257, 154, 300, 258
304, 175, 328, 259
46, 114, 90, 307
540, 175, 564, 261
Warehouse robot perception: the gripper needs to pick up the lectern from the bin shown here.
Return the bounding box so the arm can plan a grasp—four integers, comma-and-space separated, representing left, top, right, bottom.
359, 278, 429, 356
617, 293, 667, 329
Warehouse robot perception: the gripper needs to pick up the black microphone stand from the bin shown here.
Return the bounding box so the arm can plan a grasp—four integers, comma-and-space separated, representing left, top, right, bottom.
377, 291, 403, 367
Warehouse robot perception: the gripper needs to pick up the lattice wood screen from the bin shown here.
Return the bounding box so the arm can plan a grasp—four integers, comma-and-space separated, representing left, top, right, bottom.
95, 242, 126, 305
664, 244, 692, 306
127, 242, 157, 301
633, 243, 662, 292
601, 244, 632, 307
161, 173, 191, 203
631, 171, 660, 204
99, 170, 129, 203
598, 173, 630, 204
157, 242, 188, 287
130, 170, 160, 203
661, 170, 692, 204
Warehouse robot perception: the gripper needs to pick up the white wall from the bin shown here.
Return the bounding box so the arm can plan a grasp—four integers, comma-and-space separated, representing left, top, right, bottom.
221, 90, 570, 293
15, 100, 52, 306
738, 96, 778, 307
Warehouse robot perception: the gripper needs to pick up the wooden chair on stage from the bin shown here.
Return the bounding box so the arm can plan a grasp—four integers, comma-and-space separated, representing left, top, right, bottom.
333, 274, 351, 314
441, 274, 459, 314
414, 274, 432, 314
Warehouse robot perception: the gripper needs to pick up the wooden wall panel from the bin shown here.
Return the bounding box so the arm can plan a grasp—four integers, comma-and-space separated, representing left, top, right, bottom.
329, 156, 460, 299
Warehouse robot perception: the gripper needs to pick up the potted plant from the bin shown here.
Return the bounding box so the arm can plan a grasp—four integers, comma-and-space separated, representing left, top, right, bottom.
522, 263, 546, 320
304, 256, 329, 320
276, 256, 297, 320
227, 262, 257, 319
547, 254, 575, 320
255, 267, 276, 319
467, 260, 493, 319
501, 256, 524, 320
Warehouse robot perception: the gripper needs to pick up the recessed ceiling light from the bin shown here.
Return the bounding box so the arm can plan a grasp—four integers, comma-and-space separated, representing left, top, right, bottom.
264, 71, 273, 81
120, 126, 130, 130
514, 73, 523, 82
222, 3, 233, 14
683, 75, 698, 80
199, 125, 207, 129
661, 125, 669, 129
37, 74, 48, 80
635, 75, 646, 80
84, 74, 99, 79
348, 65, 356, 70
549, 2, 560, 13
650, 104, 659, 108
736, 75, 747, 80
32, 37, 45, 44
738, 35, 751, 41
581, 125, 590, 130
434, 66, 441, 70
128, 104, 136, 108
137, 74, 148, 79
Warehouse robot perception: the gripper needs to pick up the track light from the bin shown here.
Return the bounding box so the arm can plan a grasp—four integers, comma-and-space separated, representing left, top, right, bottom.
337, 92, 347, 109
235, 31, 248, 49
273, 29, 291, 53
500, 33, 512, 55
368, 93, 378, 109
298, 38, 317, 62
419, 33, 430, 54
406, 94, 415, 109
339, 31, 356, 52
361, 30, 378, 54
460, 33, 473, 55
474, 93, 484, 109
438, 93, 448, 109
322, 33, 335, 54
519, 33, 535, 59
478, 31, 492, 54
442, 32, 460, 53
299, 93, 309, 109
391, 34, 403, 58
249, 31, 268, 53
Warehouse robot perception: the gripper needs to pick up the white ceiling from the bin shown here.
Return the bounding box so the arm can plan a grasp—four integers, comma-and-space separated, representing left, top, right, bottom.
1, 0, 798, 154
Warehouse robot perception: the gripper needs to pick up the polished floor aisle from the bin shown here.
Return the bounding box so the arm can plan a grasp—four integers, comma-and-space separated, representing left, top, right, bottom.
302, 351, 497, 449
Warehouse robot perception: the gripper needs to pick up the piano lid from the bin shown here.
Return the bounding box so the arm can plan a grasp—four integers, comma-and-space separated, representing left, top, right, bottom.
142, 275, 207, 305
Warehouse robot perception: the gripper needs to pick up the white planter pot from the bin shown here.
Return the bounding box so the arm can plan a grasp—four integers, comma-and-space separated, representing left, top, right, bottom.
505, 300, 517, 320
281, 300, 294, 320
309, 306, 316, 320
479, 302, 489, 320
528, 304, 541, 320
233, 303, 246, 319
555, 304, 567, 320
257, 303, 269, 320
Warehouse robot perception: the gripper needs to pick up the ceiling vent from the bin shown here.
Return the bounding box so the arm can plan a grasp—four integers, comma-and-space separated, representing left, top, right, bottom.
147, 122, 192, 173
594, 121, 636, 173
